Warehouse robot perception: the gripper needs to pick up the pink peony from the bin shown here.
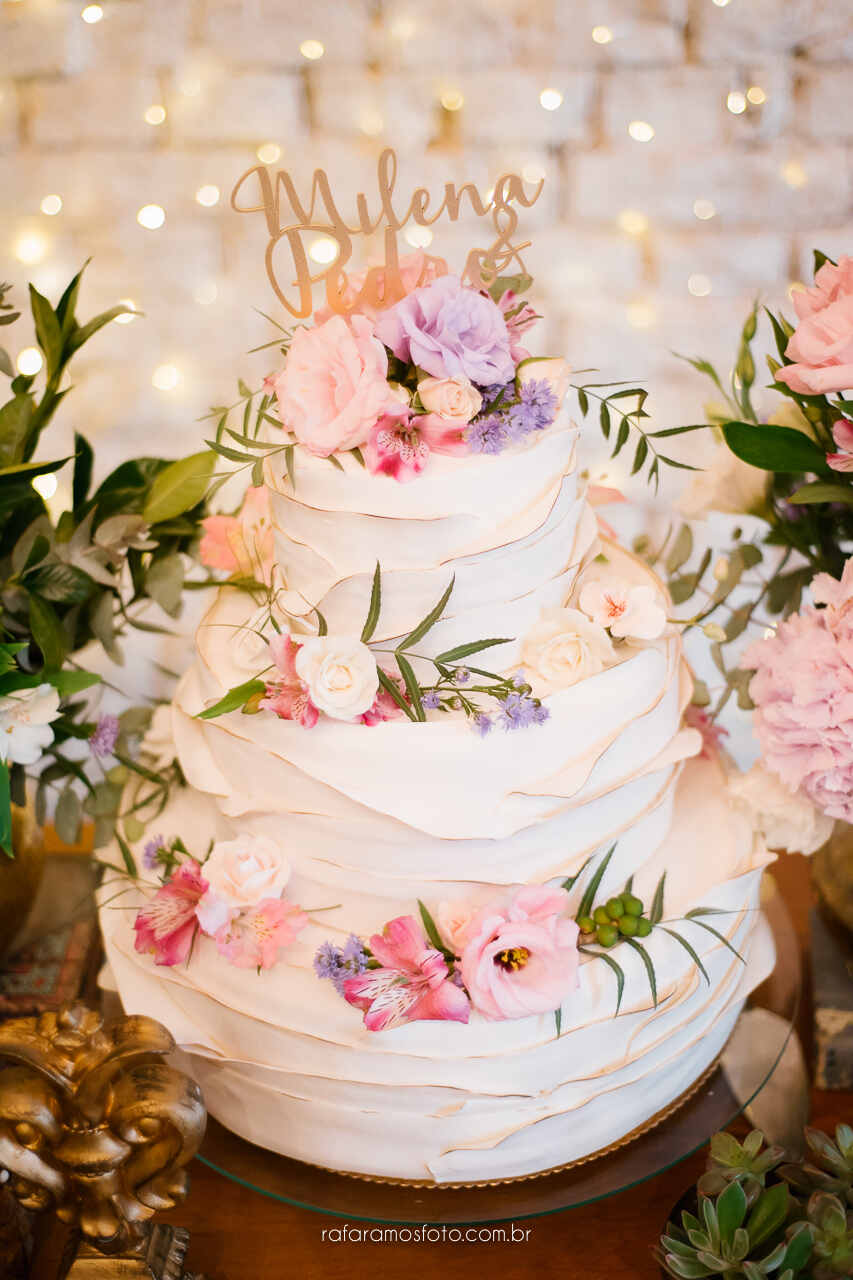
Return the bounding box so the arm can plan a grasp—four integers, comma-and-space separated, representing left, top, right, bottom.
315, 250, 449, 323
684, 704, 729, 761
342, 915, 470, 1031
260, 633, 319, 728
776, 257, 853, 396
827, 419, 853, 472
199, 486, 275, 585
459, 885, 580, 1021
496, 288, 539, 363
133, 861, 208, 967
363, 409, 469, 482
271, 314, 396, 457
743, 561, 853, 822
214, 897, 308, 970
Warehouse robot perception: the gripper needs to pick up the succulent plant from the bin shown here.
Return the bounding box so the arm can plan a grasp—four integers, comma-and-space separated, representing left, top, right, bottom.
780, 1127, 853, 1209
699, 1130, 787, 1207
807, 1191, 853, 1278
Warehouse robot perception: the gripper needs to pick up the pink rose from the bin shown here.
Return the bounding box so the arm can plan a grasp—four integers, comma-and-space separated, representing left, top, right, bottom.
272, 314, 396, 457
459, 885, 580, 1021
776, 257, 853, 396
827, 418, 853, 472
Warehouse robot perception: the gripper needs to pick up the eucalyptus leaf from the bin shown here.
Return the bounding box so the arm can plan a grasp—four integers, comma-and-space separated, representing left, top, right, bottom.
0, 348, 13, 378
54, 786, 82, 846
145, 553, 184, 616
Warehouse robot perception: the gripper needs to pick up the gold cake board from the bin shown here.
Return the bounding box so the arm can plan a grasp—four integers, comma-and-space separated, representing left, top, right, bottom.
308, 1052, 723, 1190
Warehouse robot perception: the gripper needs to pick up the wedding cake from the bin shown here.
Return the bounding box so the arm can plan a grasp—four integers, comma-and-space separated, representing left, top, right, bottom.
99, 190, 777, 1184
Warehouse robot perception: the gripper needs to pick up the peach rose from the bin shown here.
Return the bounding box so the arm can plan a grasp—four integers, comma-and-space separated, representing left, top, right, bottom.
777, 256, 853, 396
272, 315, 396, 456
417, 375, 482, 423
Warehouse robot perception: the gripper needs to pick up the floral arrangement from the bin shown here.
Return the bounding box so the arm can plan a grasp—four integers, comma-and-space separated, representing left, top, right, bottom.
657, 1121, 853, 1279
315, 843, 737, 1033
0, 270, 214, 854
129, 831, 307, 972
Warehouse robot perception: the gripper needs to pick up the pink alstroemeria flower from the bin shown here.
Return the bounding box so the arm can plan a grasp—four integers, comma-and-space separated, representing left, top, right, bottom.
364, 410, 469, 482
199, 486, 275, 585
359, 670, 406, 726
260, 633, 319, 728
343, 915, 470, 1031
496, 288, 539, 363
133, 861, 208, 967
214, 897, 308, 970
827, 419, 853, 472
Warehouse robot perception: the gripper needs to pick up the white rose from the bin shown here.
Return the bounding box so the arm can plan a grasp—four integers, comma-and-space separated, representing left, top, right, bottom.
578, 576, 667, 641
294, 635, 378, 720
387, 381, 412, 408
518, 357, 571, 409
678, 445, 768, 520
141, 703, 177, 770
729, 763, 834, 855
417, 376, 482, 423
0, 683, 60, 766
196, 834, 291, 934
521, 608, 615, 695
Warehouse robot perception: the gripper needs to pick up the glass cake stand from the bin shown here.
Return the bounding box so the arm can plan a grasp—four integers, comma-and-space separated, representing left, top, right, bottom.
196, 883, 800, 1224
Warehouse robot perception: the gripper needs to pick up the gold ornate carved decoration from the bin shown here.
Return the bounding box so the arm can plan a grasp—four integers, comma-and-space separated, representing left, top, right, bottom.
231, 145, 544, 318
0, 1003, 206, 1256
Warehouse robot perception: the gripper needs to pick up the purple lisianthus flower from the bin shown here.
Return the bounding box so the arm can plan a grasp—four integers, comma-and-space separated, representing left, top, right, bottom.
374, 275, 515, 386
467, 414, 508, 455
422, 690, 442, 710
89, 714, 120, 758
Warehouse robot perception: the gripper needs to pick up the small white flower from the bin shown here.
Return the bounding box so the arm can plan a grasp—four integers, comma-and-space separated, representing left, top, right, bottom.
196, 833, 291, 935
578, 577, 667, 641
522, 607, 615, 695
729, 763, 834, 856
0, 683, 61, 766
294, 635, 378, 721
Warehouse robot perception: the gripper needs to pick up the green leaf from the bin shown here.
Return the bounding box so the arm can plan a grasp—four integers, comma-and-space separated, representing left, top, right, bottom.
554, 1006, 562, 1037
660, 927, 710, 983
612, 418, 630, 457
115, 830, 138, 877
577, 843, 616, 921
789, 480, 853, 506
581, 946, 625, 1015
813, 248, 836, 274
0, 765, 10, 857
29, 562, 95, 604
562, 854, 593, 893
649, 872, 666, 924
0, 455, 71, 481
716, 1180, 748, 1244
721, 421, 830, 476
72, 433, 93, 509
29, 594, 66, 668
0, 348, 13, 378
56, 262, 86, 339
350, 446, 365, 467
417, 898, 453, 958
145, 553, 184, 616
396, 576, 455, 652
21, 534, 50, 574
666, 525, 694, 575
143, 451, 214, 524
745, 1184, 789, 1250
44, 668, 100, 696
361, 562, 382, 643
631, 436, 648, 475
55, 786, 82, 846
28, 284, 62, 379
284, 443, 296, 489
577, 388, 589, 417
647, 424, 710, 438
206, 438, 256, 464
624, 938, 657, 1007
376, 667, 416, 721
599, 402, 611, 439
326, 453, 345, 471
66, 303, 132, 355
434, 638, 513, 664
488, 273, 533, 302
197, 678, 266, 720
685, 912, 745, 963
0, 393, 35, 467
395, 652, 424, 721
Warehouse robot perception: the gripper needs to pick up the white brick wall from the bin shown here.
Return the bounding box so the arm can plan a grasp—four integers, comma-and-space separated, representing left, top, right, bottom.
0, 0, 851, 498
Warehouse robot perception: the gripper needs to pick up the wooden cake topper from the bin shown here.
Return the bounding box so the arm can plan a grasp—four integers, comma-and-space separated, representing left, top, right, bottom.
231, 146, 544, 318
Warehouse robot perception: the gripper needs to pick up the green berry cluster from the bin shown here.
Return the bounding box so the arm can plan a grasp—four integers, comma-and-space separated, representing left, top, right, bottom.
578, 893, 652, 948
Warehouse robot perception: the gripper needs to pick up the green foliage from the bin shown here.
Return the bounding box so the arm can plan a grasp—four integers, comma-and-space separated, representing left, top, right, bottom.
700, 1131, 787, 1206
574, 378, 703, 492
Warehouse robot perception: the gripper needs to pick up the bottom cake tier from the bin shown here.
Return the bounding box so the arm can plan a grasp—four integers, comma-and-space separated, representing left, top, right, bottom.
99, 756, 774, 1185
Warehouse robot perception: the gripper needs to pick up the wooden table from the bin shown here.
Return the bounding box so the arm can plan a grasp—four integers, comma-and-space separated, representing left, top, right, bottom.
171, 854, 853, 1280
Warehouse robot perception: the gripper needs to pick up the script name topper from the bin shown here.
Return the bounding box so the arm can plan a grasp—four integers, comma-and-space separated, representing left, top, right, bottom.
230, 147, 543, 319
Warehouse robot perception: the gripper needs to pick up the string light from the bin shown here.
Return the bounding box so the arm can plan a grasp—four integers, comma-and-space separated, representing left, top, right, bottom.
40, 194, 63, 216
617, 209, 648, 235
693, 198, 716, 220
628, 120, 655, 142
137, 204, 165, 229
747, 85, 767, 105
781, 160, 808, 189
309, 237, 339, 264
14, 233, 48, 264
195, 184, 220, 207
358, 109, 384, 136
591, 25, 613, 43
440, 88, 464, 111
726, 90, 747, 115
256, 142, 281, 164
404, 225, 433, 248
194, 281, 218, 305
626, 301, 656, 329
144, 104, 167, 126
152, 364, 180, 391
539, 88, 563, 111
32, 473, 57, 500
712, 0, 732, 6
81, 4, 104, 23
299, 39, 324, 60
688, 273, 712, 297
16, 347, 43, 376
114, 299, 138, 324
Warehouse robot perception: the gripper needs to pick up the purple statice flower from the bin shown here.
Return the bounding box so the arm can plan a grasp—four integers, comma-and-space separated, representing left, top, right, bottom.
466, 414, 508, 455
314, 934, 369, 995
506, 379, 559, 441
142, 834, 166, 870
89, 714, 120, 758
497, 692, 550, 731
472, 712, 493, 737
422, 690, 442, 710
453, 667, 470, 685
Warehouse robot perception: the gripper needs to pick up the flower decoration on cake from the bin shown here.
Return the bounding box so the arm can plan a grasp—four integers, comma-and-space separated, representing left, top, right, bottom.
200, 485, 275, 586
577, 575, 667, 641
521, 607, 615, 694
133, 834, 307, 971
